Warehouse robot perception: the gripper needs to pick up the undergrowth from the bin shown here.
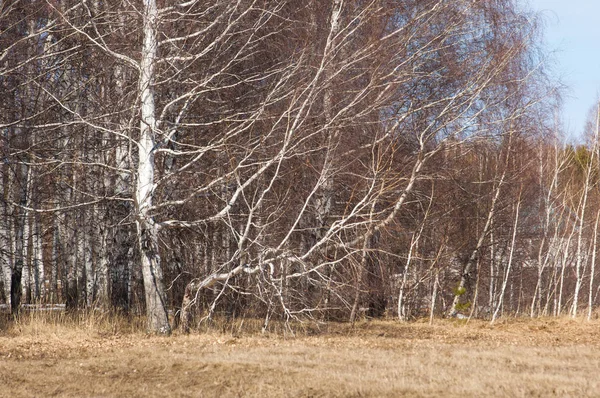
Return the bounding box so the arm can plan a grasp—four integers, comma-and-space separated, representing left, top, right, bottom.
0, 308, 147, 337
2, 308, 599, 340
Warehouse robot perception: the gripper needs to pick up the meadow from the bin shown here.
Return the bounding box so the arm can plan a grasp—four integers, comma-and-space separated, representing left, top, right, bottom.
1, 314, 599, 397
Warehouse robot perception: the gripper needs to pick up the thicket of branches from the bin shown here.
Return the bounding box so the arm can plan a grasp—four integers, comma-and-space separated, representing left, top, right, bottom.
1, 0, 597, 333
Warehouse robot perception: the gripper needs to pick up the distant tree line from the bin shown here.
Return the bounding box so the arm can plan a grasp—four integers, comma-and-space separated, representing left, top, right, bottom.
2, 0, 595, 333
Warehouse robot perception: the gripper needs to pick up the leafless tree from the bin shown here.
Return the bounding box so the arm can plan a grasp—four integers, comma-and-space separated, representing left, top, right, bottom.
1, 0, 577, 331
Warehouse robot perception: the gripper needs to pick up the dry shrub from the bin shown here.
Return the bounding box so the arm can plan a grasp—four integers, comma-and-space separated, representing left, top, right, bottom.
2, 308, 147, 339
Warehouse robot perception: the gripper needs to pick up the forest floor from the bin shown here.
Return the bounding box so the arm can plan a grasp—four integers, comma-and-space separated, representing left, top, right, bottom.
0, 314, 599, 397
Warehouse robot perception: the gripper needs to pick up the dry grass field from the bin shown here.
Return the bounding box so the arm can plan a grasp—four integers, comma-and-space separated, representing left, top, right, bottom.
1, 314, 599, 397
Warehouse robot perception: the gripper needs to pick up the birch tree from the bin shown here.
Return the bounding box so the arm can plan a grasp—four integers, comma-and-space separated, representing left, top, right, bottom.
0, 0, 561, 329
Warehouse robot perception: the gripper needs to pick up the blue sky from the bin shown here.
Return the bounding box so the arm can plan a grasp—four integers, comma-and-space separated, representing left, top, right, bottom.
527, 0, 600, 141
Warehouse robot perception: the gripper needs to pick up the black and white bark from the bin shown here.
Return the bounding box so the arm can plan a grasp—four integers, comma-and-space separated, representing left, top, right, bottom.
136, 0, 170, 334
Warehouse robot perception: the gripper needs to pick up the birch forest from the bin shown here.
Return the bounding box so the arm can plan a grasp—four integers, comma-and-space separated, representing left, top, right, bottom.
0, 0, 597, 334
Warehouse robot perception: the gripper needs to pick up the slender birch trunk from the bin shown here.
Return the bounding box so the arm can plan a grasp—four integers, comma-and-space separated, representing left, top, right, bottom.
12, 162, 30, 312
21, 195, 32, 304
588, 211, 600, 320
557, 229, 574, 316
59, 209, 78, 310
571, 143, 597, 317
430, 271, 439, 325
73, 207, 89, 307
112, 65, 134, 311
32, 215, 44, 301
531, 140, 564, 317
469, 258, 482, 320
587, 106, 600, 319
314, 0, 343, 254
51, 218, 60, 304
491, 189, 522, 323
397, 234, 416, 321
1, 161, 13, 309
10, 212, 21, 314
96, 212, 110, 308
0, 232, 11, 308
488, 230, 496, 315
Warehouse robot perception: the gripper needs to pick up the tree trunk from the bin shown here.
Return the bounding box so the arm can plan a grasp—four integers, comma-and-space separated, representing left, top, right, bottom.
491, 189, 522, 323
588, 211, 600, 320
62, 210, 78, 310
11, 162, 30, 313
1, 162, 13, 309
573, 104, 599, 317
136, 0, 170, 334
32, 215, 44, 302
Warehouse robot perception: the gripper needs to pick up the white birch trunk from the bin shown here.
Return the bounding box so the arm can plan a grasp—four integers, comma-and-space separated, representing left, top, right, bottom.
557, 231, 574, 316
10, 214, 19, 313
572, 176, 593, 317
573, 105, 600, 317
398, 233, 419, 321
96, 219, 110, 307
19, 163, 33, 305
491, 190, 522, 323
1, 162, 13, 309
59, 210, 77, 309
137, 0, 170, 334
0, 244, 10, 309
113, 68, 134, 310
429, 271, 439, 325
314, 0, 343, 250
33, 215, 44, 301
588, 211, 600, 320
51, 217, 60, 303
488, 230, 496, 314
21, 212, 31, 304
80, 213, 94, 307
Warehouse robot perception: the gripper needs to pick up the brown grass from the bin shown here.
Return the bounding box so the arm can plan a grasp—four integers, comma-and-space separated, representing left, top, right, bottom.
1, 314, 599, 397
